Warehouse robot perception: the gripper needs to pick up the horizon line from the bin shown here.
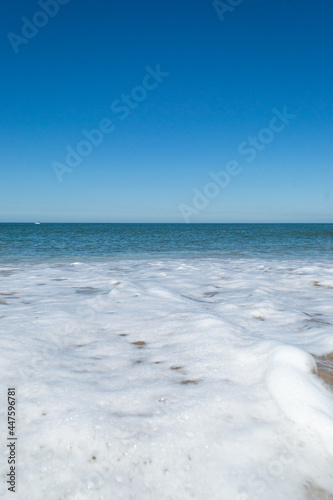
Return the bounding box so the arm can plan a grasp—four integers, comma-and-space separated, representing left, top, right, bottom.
1, 222, 332, 225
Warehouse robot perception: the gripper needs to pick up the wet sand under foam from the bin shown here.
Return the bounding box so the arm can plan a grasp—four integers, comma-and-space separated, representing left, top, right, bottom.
305, 482, 333, 500
303, 354, 333, 499
314, 353, 333, 388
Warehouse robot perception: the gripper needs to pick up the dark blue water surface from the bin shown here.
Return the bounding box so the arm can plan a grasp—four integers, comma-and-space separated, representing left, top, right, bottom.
0, 223, 332, 263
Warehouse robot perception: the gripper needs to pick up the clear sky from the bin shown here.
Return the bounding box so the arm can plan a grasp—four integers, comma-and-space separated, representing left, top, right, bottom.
1, 0, 332, 222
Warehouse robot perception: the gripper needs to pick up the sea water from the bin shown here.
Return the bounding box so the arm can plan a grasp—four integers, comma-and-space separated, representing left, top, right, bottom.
0, 223, 333, 499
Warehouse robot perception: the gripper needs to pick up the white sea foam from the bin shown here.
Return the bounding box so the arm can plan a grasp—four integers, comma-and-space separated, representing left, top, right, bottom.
0, 258, 333, 499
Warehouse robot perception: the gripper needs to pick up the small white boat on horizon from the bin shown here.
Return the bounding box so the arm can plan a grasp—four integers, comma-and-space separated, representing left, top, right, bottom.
34, 222, 41, 225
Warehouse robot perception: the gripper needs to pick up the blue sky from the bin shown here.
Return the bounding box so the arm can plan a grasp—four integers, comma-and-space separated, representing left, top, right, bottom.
1, 0, 332, 222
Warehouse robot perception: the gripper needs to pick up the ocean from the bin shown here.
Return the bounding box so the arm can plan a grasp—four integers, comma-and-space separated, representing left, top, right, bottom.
0, 223, 333, 499
1, 223, 333, 262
